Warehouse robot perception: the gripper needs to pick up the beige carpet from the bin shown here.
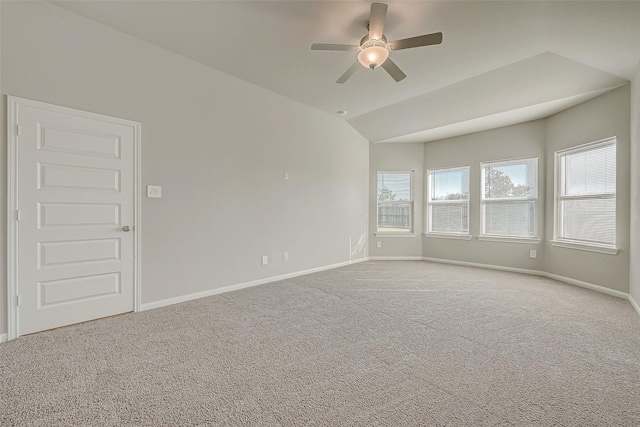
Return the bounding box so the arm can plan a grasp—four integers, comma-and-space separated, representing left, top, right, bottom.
1, 260, 640, 426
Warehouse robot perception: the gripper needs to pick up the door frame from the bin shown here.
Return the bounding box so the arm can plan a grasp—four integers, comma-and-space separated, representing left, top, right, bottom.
6, 96, 142, 341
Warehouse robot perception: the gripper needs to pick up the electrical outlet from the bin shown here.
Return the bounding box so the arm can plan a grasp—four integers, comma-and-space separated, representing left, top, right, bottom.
529, 250, 537, 259
283, 252, 289, 261
147, 185, 162, 198
261, 255, 268, 265
376, 241, 382, 248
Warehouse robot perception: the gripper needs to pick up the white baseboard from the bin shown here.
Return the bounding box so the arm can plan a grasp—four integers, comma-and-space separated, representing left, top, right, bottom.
544, 272, 628, 300
629, 294, 640, 317
0, 333, 7, 344
140, 257, 367, 311
421, 256, 544, 277
421, 256, 629, 300
139, 255, 638, 318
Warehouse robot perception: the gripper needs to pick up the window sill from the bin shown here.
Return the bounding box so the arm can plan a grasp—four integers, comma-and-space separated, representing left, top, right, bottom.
424, 233, 472, 241
477, 236, 541, 245
374, 233, 416, 238
551, 240, 618, 255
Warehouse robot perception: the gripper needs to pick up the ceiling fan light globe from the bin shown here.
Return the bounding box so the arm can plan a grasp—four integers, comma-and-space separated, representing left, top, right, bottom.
357, 45, 389, 69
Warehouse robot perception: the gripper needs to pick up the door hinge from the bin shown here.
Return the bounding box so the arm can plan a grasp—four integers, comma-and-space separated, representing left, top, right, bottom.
16, 124, 21, 137
16, 295, 21, 307
16, 209, 21, 222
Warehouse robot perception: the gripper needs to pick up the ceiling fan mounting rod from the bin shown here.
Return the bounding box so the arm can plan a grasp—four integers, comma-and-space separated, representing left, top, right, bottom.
360, 34, 388, 48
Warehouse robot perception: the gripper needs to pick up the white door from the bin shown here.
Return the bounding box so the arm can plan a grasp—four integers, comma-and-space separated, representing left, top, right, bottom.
10, 97, 139, 336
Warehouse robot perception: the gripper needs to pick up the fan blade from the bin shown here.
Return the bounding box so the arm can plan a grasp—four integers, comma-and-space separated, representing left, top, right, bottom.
311, 43, 358, 51
389, 32, 443, 51
336, 62, 361, 84
368, 3, 388, 40
381, 58, 406, 82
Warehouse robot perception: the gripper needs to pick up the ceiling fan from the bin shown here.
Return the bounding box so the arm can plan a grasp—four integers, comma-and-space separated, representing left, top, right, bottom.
311, 3, 442, 83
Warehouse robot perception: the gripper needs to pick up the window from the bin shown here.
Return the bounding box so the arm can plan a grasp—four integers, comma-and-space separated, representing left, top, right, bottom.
377, 171, 413, 233
554, 138, 616, 250
427, 167, 470, 235
481, 157, 538, 239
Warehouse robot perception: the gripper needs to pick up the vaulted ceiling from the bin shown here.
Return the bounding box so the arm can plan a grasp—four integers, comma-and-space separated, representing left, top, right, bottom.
53, 1, 640, 143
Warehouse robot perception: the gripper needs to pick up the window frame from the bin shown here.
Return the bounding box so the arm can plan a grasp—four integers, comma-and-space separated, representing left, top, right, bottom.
480, 156, 539, 241
552, 137, 617, 254
376, 170, 414, 236
425, 165, 471, 238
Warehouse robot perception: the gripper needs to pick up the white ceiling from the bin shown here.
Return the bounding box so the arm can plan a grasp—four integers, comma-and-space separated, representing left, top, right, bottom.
53, 0, 640, 143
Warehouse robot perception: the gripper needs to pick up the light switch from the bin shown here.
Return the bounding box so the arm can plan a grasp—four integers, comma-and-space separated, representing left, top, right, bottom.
147, 185, 162, 198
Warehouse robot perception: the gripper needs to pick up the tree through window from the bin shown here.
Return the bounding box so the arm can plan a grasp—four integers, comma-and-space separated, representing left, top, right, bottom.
427, 167, 470, 235
481, 158, 538, 238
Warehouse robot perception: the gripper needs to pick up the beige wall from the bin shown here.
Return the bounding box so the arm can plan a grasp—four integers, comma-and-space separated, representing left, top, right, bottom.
545, 86, 630, 293
422, 121, 547, 270
0, 2, 369, 335
369, 143, 424, 258
630, 63, 640, 305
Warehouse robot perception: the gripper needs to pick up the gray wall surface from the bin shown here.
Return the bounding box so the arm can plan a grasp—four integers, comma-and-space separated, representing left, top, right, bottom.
545, 86, 630, 293
2, 3, 638, 337
630, 62, 640, 305
0, 2, 369, 335
370, 87, 632, 294
369, 143, 424, 258
421, 121, 547, 271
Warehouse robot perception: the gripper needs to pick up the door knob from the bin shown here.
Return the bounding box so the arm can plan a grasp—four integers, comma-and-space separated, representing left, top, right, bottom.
122, 225, 131, 232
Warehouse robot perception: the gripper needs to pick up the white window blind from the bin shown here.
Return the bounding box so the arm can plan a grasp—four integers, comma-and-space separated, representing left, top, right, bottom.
556, 138, 616, 246
481, 157, 537, 238
427, 167, 469, 234
377, 171, 413, 233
